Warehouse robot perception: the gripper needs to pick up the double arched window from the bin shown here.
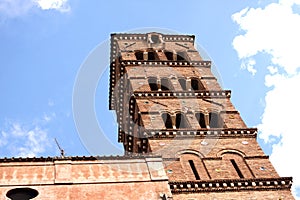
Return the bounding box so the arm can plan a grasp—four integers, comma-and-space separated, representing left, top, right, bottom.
135, 51, 157, 61
148, 77, 173, 91
164, 51, 188, 61
195, 112, 223, 128
177, 78, 205, 91
161, 112, 190, 129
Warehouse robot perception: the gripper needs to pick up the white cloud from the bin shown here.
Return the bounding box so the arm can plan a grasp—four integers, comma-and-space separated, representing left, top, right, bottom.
267, 66, 278, 74
0, 0, 70, 18
232, 0, 300, 198
35, 0, 70, 12
232, 1, 300, 75
0, 120, 52, 157
241, 58, 257, 75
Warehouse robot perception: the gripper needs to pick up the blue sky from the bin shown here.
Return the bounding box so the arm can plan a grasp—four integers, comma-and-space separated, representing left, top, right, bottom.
0, 0, 299, 198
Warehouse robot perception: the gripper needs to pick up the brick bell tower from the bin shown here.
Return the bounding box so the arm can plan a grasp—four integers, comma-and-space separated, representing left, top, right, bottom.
109, 32, 294, 199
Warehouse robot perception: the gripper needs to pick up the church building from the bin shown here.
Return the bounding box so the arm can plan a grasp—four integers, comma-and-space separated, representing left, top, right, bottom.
0, 32, 294, 199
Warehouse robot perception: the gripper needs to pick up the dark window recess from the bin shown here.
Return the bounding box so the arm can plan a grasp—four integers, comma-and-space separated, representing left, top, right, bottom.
161, 78, 173, 91
191, 79, 199, 90
177, 52, 186, 61
188, 160, 200, 180
176, 113, 189, 128
148, 52, 156, 60
230, 159, 244, 178
6, 188, 39, 200
148, 77, 158, 91
135, 51, 144, 60
178, 78, 186, 90
196, 112, 206, 128
162, 113, 173, 129
191, 79, 204, 91
209, 112, 220, 128
165, 51, 173, 60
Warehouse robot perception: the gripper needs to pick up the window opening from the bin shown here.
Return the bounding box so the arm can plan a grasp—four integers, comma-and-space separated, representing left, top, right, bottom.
148, 51, 155, 61
135, 51, 144, 60
162, 113, 172, 129
176, 113, 189, 128
165, 51, 173, 60
188, 160, 200, 180
178, 78, 186, 90
191, 79, 199, 90
177, 51, 186, 61
230, 159, 244, 178
191, 78, 204, 90
195, 112, 206, 128
6, 188, 39, 200
148, 77, 158, 91
209, 112, 220, 128
161, 78, 172, 91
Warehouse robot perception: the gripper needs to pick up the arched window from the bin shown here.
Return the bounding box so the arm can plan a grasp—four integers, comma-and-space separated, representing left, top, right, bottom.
209, 112, 221, 128
178, 151, 209, 180
147, 51, 156, 61
162, 113, 172, 129
195, 112, 206, 128
177, 51, 186, 61
220, 152, 253, 179
178, 78, 186, 90
191, 78, 205, 91
165, 51, 173, 60
135, 51, 144, 60
176, 113, 190, 128
148, 77, 158, 91
160, 78, 173, 91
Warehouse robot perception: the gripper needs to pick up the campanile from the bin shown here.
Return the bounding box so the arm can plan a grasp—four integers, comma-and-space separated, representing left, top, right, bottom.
109, 32, 294, 199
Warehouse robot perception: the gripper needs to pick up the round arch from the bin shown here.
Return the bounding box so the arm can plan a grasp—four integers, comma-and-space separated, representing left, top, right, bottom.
175, 149, 205, 158
216, 149, 246, 158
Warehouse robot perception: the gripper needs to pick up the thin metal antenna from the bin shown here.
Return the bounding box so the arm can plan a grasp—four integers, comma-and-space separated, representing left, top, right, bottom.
54, 138, 65, 157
